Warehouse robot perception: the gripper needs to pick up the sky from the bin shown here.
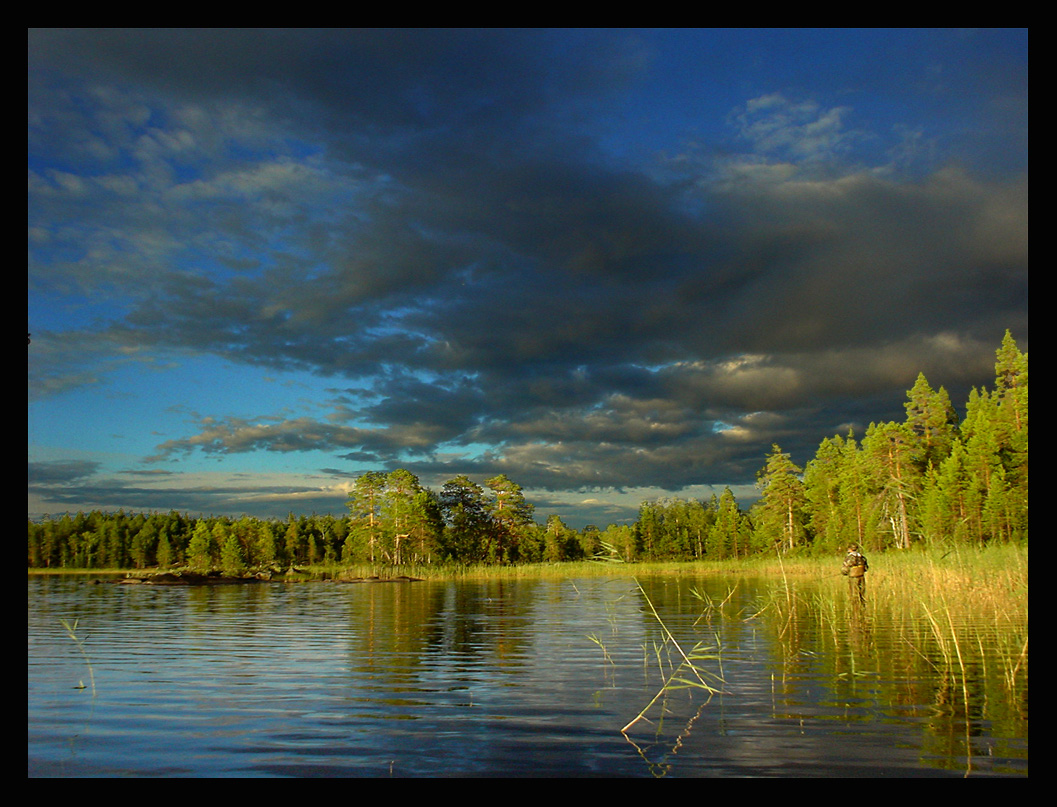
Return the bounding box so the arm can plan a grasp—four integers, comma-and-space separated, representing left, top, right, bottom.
28, 28, 1028, 528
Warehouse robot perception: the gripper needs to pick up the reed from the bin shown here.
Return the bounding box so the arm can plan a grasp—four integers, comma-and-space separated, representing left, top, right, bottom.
749, 542, 1028, 731
59, 617, 96, 697
586, 633, 615, 670
574, 543, 728, 735
876, 545, 1027, 704
619, 577, 725, 735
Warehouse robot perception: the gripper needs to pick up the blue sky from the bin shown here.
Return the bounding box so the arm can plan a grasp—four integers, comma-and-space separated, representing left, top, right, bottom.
28, 29, 1028, 528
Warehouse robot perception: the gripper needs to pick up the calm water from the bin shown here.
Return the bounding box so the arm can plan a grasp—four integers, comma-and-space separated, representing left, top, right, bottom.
28, 573, 1027, 777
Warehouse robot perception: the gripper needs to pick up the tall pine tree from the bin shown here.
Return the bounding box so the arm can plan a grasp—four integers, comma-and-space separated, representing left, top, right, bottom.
753, 444, 807, 553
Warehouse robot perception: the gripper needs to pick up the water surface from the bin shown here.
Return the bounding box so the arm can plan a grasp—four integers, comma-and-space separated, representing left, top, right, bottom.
28, 573, 1027, 777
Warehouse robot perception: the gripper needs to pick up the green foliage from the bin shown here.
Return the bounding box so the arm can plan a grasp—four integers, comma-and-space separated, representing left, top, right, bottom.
27, 333, 1027, 570
753, 444, 807, 552
187, 521, 215, 572
218, 526, 246, 576
792, 330, 1028, 553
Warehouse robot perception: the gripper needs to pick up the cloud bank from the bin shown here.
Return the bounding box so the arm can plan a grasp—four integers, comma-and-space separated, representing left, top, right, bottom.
29, 29, 1028, 523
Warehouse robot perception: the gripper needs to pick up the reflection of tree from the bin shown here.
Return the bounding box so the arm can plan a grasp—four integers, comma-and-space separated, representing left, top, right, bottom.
341, 580, 536, 688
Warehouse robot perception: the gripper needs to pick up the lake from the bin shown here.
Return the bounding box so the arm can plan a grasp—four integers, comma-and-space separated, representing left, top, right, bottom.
28, 572, 1027, 777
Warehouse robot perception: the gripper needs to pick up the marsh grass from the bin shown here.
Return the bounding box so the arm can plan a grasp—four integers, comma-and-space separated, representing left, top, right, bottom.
752, 543, 1028, 730
874, 544, 1028, 706
308, 559, 649, 582
329, 544, 1026, 727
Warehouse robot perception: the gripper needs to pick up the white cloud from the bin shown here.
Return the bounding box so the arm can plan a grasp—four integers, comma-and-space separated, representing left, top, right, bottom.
728, 93, 863, 166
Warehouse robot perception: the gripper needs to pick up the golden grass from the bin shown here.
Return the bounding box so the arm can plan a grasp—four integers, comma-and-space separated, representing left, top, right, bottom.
747, 543, 1028, 724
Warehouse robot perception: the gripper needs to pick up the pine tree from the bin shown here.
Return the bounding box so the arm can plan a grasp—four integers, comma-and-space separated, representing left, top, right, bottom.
636, 501, 661, 560
255, 521, 278, 567
283, 518, 303, 566
919, 439, 969, 545
156, 526, 173, 569
187, 521, 214, 572
708, 487, 744, 559
803, 435, 847, 553
959, 388, 1001, 543
486, 474, 536, 562
753, 444, 807, 552
601, 523, 638, 562
439, 475, 491, 562
347, 471, 387, 563
861, 422, 920, 549
578, 524, 602, 560
904, 372, 958, 473
992, 330, 1028, 494
381, 469, 442, 564
219, 527, 246, 576
543, 514, 574, 561
130, 521, 157, 569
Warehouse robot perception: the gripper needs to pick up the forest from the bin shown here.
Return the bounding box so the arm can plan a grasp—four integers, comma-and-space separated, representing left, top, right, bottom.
28, 332, 1027, 571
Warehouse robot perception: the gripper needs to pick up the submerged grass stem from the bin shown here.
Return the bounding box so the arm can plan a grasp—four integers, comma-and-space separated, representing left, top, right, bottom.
59, 618, 95, 697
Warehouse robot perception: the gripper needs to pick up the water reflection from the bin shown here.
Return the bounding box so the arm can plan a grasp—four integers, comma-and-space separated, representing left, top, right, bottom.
28, 573, 1026, 777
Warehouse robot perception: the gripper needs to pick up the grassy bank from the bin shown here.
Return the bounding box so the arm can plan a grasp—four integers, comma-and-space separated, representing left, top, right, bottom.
27, 567, 131, 576
29, 543, 1028, 593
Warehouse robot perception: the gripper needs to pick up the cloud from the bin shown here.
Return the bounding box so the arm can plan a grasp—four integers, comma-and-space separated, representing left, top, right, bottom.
29, 30, 1028, 523
29, 460, 102, 486
729, 93, 862, 163
29, 459, 349, 519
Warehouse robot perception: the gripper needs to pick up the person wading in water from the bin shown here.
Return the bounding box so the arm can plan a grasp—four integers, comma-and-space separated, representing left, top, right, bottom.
841, 543, 868, 603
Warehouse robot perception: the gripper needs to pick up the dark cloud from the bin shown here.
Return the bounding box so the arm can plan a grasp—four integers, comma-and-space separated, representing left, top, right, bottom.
29, 30, 1028, 521
29, 461, 345, 520
28, 460, 102, 486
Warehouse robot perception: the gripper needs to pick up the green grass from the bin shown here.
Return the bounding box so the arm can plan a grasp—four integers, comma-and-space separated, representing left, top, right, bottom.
28, 567, 130, 576
31, 543, 1028, 592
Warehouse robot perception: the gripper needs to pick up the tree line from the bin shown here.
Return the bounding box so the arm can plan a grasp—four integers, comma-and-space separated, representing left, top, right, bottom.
28, 332, 1026, 570
636, 330, 1027, 559
750, 330, 1027, 555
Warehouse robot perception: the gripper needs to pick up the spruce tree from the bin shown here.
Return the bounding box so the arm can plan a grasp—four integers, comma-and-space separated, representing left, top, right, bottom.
187, 521, 214, 572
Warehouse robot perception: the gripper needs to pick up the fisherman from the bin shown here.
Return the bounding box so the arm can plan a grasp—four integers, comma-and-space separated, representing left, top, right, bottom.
841, 543, 868, 602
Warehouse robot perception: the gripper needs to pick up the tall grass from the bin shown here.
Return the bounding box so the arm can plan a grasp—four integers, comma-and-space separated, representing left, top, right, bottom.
619, 576, 725, 735
883, 545, 1028, 714
309, 559, 674, 582
752, 543, 1028, 735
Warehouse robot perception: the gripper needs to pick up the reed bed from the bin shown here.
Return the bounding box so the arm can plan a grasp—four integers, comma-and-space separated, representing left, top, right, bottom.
750, 543, 1028, 739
